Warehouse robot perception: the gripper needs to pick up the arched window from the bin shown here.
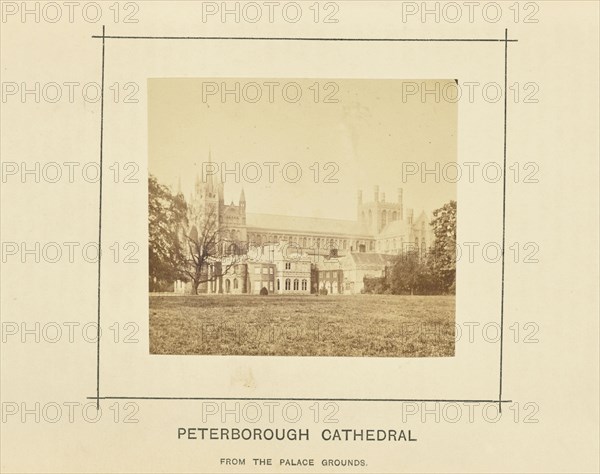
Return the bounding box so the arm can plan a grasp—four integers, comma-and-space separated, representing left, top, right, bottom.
277, 279, 281, 290
302, 279, 307, 291
225, 279, 231, 293
233, 278, 238, 289
293, 279, 299, 290
285, 279, 291, 290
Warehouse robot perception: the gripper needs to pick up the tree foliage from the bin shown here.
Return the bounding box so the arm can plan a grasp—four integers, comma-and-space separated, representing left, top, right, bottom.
148, 175, 188, 292
148, 174, 239, 294
375, 200, 456, 296
429, 200, 457, 293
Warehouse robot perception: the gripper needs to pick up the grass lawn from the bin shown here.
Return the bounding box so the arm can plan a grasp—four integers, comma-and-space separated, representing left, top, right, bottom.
149, 294, 455, 357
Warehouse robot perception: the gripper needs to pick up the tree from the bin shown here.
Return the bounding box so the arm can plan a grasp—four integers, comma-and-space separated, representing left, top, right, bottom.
429, 200, 457, 294
388, 250, 426, 295
181, 203, 237, 295
148, 175, 188, 292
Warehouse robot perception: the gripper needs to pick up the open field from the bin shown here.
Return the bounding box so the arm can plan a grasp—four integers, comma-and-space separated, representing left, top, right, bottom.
149, 294, 455, 357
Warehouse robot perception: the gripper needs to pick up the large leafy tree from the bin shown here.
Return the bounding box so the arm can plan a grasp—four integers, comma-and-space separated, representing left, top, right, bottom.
148, 175, 188, 291
389, 250, 433, 295
429, 200, 457, 294
385, 200, 456, 295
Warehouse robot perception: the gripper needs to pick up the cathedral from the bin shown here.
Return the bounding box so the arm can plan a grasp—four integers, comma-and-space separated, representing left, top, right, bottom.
175, 167, 433, 295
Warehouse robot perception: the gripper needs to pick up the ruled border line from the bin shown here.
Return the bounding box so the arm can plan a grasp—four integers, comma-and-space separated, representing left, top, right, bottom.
92, 27, 512, 411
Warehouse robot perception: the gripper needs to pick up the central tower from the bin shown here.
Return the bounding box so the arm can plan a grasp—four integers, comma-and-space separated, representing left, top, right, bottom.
357, 186, 404, 234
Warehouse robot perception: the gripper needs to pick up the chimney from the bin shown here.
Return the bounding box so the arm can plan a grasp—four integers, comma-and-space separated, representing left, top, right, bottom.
374, 185, 379, 203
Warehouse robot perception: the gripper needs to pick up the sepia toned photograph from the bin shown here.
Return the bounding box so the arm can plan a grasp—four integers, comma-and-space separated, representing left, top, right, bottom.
148, 78, 457, 357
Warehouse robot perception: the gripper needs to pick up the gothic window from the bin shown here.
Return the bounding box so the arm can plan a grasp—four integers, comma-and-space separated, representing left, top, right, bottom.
293, 279, 299, 290
285, 262, 291, 270
285, 279, 291, 290
233, 279, 238, 289
277, 279, 281, 290
301, 279, 307, 291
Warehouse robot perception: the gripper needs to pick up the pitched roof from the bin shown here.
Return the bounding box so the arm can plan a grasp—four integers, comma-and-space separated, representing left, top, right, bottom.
246, 213, 371, 237
344, 252, 396, 269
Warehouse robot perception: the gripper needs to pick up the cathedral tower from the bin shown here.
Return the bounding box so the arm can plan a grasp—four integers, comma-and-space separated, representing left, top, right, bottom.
357, 185, 404, 234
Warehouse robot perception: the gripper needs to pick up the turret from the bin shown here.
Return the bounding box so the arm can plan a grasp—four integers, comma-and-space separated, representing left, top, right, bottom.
195, 172, 201, 194
398, 188, 404, 220
239, 188, 247, 224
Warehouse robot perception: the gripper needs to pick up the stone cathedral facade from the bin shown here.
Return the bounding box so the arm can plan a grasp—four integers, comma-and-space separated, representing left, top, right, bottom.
175, 171, 433, 295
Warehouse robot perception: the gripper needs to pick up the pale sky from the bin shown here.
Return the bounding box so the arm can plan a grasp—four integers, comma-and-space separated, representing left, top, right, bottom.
148, 78, 457, 220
